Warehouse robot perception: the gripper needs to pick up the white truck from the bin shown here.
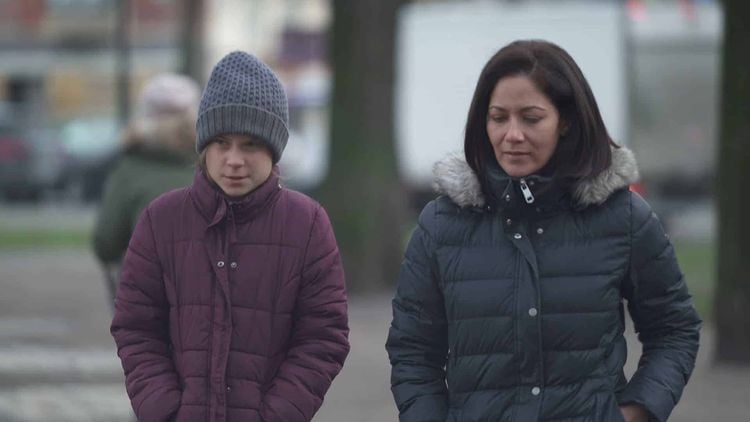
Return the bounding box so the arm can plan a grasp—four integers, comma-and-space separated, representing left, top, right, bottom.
394, 1, 628, 190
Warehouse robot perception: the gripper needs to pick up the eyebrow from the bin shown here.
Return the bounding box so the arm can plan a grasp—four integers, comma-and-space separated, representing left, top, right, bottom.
489, 105, 547, 112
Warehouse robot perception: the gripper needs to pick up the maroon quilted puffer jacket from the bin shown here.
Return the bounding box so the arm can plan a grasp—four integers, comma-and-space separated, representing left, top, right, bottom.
111, 169, 349, 422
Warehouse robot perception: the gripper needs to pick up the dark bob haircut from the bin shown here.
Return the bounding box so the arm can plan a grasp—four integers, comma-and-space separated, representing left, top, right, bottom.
464, 39, 616, 200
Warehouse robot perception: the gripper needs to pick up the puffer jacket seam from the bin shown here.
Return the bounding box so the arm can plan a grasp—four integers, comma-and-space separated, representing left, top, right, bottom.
450, 315, 513, 322
300, 204, 322, 266
626, 193, 637, 304
207, 271, 215, 419
541, 374, 620, 388
416, 209, 442, 280
513, 251, 522, 405
268, 198, 288, 363
453, 350, 514, 358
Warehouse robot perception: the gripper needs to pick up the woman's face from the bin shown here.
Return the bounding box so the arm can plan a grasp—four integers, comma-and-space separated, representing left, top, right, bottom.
486, 74, 564, 177
204, 134, 273, 198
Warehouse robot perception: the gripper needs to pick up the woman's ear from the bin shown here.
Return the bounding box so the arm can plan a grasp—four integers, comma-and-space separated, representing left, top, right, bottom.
559, 121, 569, 137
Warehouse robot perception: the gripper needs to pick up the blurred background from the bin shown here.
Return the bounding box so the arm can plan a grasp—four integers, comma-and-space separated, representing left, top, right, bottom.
1, 0, 748, 421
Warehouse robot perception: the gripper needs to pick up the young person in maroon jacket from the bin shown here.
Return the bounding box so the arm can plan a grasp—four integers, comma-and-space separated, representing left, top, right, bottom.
111, 51, 350, 422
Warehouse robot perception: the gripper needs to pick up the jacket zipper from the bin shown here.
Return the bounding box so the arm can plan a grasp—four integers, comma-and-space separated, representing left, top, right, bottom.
519, 178, 535, 204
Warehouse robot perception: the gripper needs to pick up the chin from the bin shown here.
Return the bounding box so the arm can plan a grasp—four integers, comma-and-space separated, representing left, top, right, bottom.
498, 157, 533, 177
500, 164, 534, 178
221, 185, 253, 198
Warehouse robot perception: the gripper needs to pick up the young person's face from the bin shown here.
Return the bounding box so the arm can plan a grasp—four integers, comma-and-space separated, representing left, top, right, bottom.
486, 75, 564, 177
204, 134, 273, 198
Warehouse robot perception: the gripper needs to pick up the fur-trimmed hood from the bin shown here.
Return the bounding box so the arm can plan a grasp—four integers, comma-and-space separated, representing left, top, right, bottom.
433, 146, 639, 208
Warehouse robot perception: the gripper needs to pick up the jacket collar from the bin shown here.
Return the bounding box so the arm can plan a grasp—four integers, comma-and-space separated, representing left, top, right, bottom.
189, 167, 282, 226
433, 146, 639, 210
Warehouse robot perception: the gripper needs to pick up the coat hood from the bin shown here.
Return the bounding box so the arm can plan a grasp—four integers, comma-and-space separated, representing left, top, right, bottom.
433, 146, 639, 208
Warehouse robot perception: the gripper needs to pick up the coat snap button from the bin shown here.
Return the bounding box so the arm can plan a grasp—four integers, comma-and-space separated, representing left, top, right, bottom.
230, 262, 238, 269
504, 194, 511, 202
226, 386, 231, 392
513, 233, 522, 240
217, 261, 225, 268
505, 218, 512, 226
536, 227, 544, 235
532, 386, 541, 396
528, 307, 538, 317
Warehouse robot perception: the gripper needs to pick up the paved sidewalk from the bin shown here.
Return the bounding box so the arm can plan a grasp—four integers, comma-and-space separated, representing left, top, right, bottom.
0, 202, 96, 231
317, 294, 750, 422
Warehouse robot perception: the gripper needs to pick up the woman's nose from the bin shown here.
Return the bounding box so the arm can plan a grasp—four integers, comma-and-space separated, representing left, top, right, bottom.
505, 119, 524, 142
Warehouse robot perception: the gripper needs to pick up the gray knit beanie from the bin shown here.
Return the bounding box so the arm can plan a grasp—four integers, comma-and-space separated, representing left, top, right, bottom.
196, 51, 289, 163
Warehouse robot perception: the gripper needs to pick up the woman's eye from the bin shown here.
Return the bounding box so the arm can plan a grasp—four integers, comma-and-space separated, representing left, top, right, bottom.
523, 116, 541, 123
490, 115, 507, 123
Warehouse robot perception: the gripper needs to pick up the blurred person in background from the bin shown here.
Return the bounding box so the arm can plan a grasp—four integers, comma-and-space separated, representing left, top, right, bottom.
111, 51, 349, 422
386, 40, 701, 422
92, 72, 201, 304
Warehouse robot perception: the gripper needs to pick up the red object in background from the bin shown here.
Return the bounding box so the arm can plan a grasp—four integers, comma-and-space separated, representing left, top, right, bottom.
679, 0, 698, 21
0, 136, 29, 161
0, 0, 43, 32
629, 182, 647, 197
626, 0, 648, 22
20, 0, 44, 23
137, 0, 180, 23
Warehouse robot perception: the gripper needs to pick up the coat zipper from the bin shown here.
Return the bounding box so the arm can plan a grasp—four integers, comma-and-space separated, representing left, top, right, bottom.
519, 178, 535, 204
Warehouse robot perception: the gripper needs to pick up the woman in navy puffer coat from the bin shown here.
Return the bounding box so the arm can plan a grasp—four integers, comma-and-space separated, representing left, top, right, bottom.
386, 40, 700, 422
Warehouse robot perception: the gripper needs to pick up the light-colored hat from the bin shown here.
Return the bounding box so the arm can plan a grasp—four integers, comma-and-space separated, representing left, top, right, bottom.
138, 73, 201, 118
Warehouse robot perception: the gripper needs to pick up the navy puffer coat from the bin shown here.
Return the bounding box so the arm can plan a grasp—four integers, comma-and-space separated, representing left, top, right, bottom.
386, 147, 700, 422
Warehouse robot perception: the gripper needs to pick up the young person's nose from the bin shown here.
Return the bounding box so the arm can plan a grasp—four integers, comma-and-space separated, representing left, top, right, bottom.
225, 146, 244, 167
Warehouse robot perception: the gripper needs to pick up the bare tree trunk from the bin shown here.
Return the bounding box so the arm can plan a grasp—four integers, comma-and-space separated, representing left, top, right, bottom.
714, 0, 750, 363
180, 0, 205, 83
320, 0, 409, 292
114, 0, 131, 126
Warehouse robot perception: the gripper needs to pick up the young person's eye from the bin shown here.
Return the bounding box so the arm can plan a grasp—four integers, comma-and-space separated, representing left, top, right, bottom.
241, 141, 259, 150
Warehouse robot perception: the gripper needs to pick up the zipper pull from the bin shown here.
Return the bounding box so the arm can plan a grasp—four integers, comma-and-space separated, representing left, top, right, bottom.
519, 178, 535, 204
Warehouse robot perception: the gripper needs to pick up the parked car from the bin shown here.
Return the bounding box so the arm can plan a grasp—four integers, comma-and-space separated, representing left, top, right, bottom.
0, 103, 65, 202
0, 109, 32, 200
57, 116, 121, 202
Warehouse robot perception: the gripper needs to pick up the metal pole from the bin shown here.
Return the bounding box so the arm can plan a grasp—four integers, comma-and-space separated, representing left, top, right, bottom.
181, 0, 205, 83
115, 0, 131, 126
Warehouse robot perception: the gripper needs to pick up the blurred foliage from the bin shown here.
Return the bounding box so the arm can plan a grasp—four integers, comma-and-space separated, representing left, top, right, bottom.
673, 238, 715, 322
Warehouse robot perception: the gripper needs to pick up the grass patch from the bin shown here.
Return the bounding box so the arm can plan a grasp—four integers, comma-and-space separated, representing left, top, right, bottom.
672, 238, 715, 321
0, 226, 91, 250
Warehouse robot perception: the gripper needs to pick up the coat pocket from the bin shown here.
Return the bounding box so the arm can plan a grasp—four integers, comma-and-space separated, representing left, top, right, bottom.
594, 393, 626, 422
446, 407, 462, 422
